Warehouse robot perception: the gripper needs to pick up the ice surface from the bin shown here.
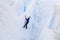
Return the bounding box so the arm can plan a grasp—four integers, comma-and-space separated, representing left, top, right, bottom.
0, 0, 60, 40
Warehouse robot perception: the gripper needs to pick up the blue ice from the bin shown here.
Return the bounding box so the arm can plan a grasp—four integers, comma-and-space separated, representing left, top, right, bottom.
0, 0, 60, 40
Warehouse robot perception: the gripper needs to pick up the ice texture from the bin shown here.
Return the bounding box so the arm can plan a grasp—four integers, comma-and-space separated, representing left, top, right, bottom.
0, 0, 60, 40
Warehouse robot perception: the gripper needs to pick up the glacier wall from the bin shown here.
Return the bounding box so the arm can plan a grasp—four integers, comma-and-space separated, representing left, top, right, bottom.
0, 0, 60, 40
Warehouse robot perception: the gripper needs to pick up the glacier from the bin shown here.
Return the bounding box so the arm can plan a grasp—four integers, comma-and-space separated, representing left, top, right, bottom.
0, 0, 60, 40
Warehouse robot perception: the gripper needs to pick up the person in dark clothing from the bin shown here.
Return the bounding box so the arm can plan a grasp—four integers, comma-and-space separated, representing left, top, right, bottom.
23, 16, 30, 29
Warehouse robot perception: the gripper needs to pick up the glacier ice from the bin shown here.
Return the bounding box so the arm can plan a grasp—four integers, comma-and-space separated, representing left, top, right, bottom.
0, 0, 60, 40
